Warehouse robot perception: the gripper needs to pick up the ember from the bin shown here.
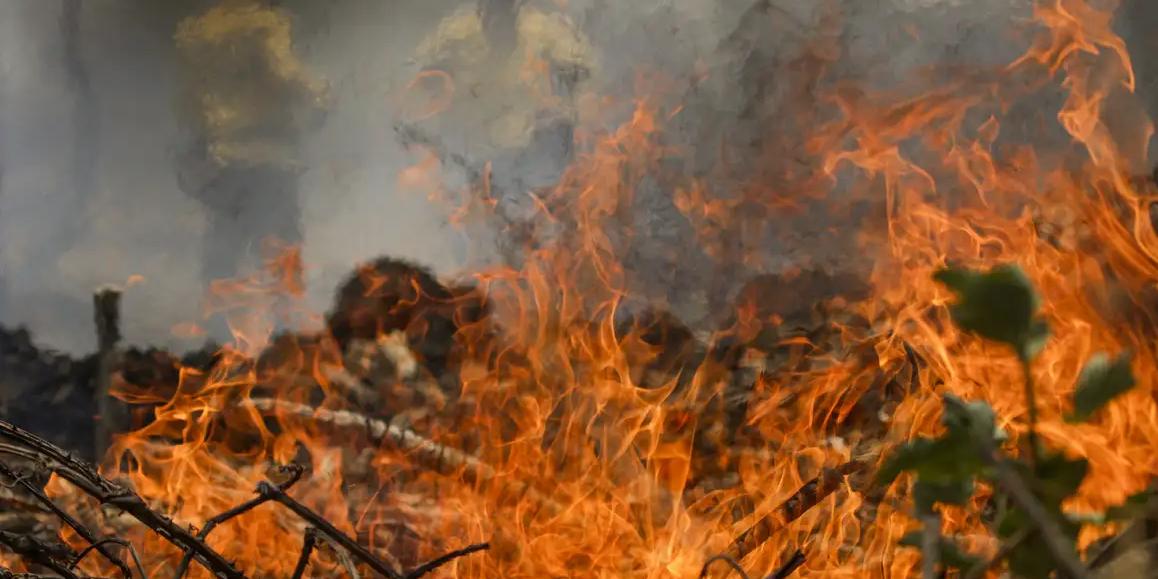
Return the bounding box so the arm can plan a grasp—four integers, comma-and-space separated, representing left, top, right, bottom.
2, 0, 1158, 577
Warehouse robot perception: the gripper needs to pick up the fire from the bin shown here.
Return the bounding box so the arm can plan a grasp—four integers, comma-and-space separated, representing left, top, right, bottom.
29, 0, 1158, 577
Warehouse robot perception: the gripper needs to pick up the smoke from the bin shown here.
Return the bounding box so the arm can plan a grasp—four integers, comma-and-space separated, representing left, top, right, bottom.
1, 0, 1154, 354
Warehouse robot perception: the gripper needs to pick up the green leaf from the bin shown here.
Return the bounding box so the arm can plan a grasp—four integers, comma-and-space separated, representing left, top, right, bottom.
934, 265, 1047, 357
1105, 490, 1156, 521
941, 393, 1000, 445
1067, 352, 1136, 423
996, 453, 1085, 579
876, 433, 984, 488
899, 531, 984, 571
1033, 452, 1089, 506
915, 478, 974, 513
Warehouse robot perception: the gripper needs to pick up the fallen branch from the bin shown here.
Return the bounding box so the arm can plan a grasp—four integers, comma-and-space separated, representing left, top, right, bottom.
0, 419, 244, 578
247, 398, 564, 518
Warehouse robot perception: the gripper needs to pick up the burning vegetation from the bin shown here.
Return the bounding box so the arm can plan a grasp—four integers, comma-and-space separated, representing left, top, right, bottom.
5, 0, 1158, 577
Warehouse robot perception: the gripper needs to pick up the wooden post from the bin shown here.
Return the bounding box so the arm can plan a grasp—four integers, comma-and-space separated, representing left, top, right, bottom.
92, 287, 121, 461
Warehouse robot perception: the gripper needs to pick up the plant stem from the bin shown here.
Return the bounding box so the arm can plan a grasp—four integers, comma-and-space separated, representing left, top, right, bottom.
981, 449, 1088, 578
920, 512, 941, 579
1019, 355, 1040, 465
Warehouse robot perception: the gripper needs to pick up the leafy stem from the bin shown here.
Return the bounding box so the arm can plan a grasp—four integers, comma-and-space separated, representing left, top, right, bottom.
1018, 353, 1040, 467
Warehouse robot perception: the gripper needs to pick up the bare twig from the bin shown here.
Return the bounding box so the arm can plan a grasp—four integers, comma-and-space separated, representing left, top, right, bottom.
73, 538, 148, 579
0, 419, 244, 578
317, 534, 362, 579
173, 464, 305, 579
256, 481, 403, 579
93, 287, 122, 461
698, 554, 750, 579
0, 462, 131, 578
289, 528, 319, 579
698, 549, 805, 579
403, 543, 490, 579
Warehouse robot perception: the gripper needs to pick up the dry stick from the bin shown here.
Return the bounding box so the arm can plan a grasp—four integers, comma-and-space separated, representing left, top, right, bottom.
73, 538, 148, 579
172, 465, 306, 579
257, 483, 489, 579
289, 528, 318, 579
403, 543, 491, 579
318, 534, 362, 579
0, 530, 79, 579
698, 549, 806, 579
0, 462, 132, 578
255, 481, 403, 579
0, 420, 244, 579
93, 287, 122, 462
698, 554, 750, 579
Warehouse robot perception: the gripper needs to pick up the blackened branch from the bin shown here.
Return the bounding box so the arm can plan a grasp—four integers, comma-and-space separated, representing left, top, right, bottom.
769, 550, 806, 579
0, 462, 132, 578
172, 465, 305, 579
0, 419, 244, 579
403, 543, 490, 579
73, 538, 148, 579
698, 554, 750, 579
289, 528, 319, 579
697, 549, 805, 579
255, 481, 403, 579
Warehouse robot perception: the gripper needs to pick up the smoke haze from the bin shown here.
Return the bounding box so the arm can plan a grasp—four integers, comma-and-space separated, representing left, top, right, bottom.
1, 0, 1154, 354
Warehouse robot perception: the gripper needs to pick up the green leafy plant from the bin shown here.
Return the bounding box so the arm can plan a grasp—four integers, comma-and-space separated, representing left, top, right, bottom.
879, 265, 1143, 578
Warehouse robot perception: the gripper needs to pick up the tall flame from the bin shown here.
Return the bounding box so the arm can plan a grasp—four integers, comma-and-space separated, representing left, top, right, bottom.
35, 1, 1158, 577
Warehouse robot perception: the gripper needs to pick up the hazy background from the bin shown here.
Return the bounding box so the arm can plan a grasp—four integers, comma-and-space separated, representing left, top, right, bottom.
1, 0, 1155, 354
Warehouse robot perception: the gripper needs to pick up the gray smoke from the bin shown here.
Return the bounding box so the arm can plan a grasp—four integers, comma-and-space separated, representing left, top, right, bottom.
0, 0, 1154, 354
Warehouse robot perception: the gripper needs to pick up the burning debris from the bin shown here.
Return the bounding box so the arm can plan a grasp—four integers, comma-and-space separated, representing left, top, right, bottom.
5, 0, 1158, 577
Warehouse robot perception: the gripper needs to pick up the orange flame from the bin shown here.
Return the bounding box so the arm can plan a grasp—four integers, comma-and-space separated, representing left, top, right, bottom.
39, 1, 1158, 577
